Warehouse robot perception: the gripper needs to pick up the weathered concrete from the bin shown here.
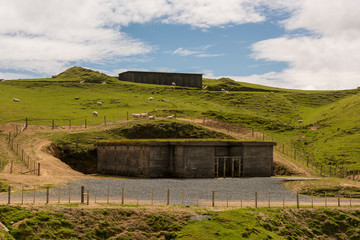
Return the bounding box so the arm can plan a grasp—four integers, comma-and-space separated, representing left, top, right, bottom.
95, 140, 276, 178
118, 71, 203, 88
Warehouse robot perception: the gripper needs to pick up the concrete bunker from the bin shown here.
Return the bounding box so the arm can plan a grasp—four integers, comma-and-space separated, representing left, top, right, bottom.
95, 140, 276, 178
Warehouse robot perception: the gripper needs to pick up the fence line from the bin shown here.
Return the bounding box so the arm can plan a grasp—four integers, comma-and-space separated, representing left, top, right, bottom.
3, 185, 360, 209
200, 117, 357, 180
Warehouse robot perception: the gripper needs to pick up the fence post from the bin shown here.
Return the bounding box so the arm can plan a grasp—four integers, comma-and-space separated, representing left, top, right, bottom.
107, 188, 109, 204
311, 192, 314, 208
127, 112, 129, 121
167, 189, 170, 205
294, 149, 296, 160
137, 189, 139, 205
212, 191, 215, 207
10, 161, 13, 174
37, 163, 40, 176
151, 188, 154, 205
52, 119, 54, 129
46, 187, 49, 204
21, 187, 24, 205
255, 192, 257, 208
81, 186, 84, 204
87, 190, 89, 205
283, 192, 285, 208
338, 195, 340, 207
68, 185, 71, 203
58, 187, 61, 204
7, 186, 11, 205
85, 119, 87, 129
121, 187, 124, 205
296, 193, 299, 208
33, 186, 36, 204
25, 118, 28, 129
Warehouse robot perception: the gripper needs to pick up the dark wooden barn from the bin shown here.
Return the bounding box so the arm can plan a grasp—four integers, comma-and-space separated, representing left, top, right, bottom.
118, 71, 202, 88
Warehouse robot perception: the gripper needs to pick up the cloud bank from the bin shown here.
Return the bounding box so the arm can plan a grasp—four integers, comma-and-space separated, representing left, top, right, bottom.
0, 0, 359, 89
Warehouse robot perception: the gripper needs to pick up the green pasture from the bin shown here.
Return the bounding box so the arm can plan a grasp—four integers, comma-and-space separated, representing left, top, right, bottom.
1, 67, 359, 171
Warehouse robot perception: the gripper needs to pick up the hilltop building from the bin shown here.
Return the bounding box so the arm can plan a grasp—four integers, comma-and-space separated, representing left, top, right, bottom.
95, 140, 276, 178
118, 71, 202, 88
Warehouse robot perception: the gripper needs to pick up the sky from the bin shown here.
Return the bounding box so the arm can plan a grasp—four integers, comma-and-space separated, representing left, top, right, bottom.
1, 0, 360, 90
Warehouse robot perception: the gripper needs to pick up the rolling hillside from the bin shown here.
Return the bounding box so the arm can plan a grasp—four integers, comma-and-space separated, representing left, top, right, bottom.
0, 67, 359, 170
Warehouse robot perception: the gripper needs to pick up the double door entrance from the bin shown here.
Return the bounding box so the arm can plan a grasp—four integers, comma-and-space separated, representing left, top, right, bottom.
214, 157, 243, 178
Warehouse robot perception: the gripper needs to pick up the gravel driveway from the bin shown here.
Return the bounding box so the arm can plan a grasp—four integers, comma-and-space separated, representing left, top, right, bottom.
2, 177, 357, 207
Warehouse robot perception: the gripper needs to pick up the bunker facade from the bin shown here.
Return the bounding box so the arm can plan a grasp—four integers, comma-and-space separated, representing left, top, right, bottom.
95, 140, 276, 178
118, 71, 202, 88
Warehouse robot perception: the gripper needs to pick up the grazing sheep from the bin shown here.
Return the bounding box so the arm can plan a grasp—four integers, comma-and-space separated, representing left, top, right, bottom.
166, 115, 174, 119
93, 111, 98, 117
148, 115, 156, 120
148, 97, 154, 101
13, 98, 20, 102
79, 80, 85, 84
225, 91, 230, 95
97, 101, 103, 106
75, 97, 79, 100
221, 88, 226, 91
162, 99, 169, 103
131, 113, 141, 119
101, 82, 106, 84
202, 85, 208, 90
298, 119, 304, 123
140, 113, 149, 118
171, 82, 176, 86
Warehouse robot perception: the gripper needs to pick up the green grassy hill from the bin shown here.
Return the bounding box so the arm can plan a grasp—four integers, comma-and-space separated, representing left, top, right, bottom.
1, 67, 359, 170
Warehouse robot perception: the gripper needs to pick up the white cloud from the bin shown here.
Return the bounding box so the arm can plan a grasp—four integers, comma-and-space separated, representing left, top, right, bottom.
0, 0, 269, 76
171, 45, 223, 58
247, 0, 360, 90
171, 48, 201, 56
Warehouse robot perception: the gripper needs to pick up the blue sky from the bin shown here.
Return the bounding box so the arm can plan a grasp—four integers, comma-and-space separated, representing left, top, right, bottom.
1, 0, 360, 90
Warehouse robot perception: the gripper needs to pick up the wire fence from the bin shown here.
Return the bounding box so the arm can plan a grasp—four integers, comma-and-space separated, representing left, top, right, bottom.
3, 115, 359, 181
200, 117, 359, 180
3, 184, 360, 209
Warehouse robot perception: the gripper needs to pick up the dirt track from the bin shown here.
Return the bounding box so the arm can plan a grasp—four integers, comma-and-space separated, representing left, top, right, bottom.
0, 118, 311, 189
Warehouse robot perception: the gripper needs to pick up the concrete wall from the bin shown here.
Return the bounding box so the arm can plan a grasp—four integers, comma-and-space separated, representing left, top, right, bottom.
118, 71, 203, 88
96, 141, 276, 178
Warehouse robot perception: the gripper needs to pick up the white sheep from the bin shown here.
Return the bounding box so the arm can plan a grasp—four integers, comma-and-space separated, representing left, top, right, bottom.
162, 99, 169, 103
79, 80, 85, 84
140, 113, 149, 118
148, 115, 156, 120
131, 113, 141, 119
202, 85, 208, 90
225, 90, 230, 95
93, 111, 98, 117
148, 97, 154, 101
170, 85, 175, 89
101, 82, 106, 84
97, 101, 103, 106
171, 82, 176, 86
166, 115, 174, 119
221, 88, 226, 91
13, 98, 20, 102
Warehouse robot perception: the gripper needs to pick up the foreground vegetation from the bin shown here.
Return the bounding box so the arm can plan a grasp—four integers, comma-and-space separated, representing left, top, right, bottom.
1, 205, 360, 240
